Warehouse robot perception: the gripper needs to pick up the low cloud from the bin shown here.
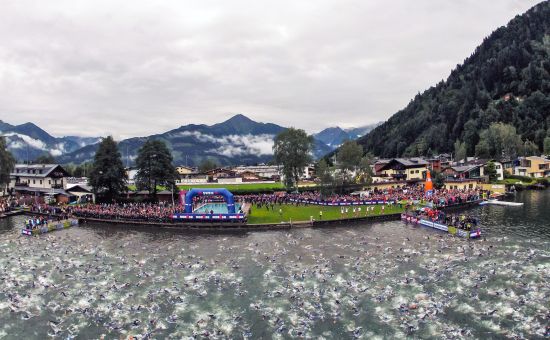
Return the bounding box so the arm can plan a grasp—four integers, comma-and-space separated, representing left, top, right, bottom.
4, 133, 47, 150
178, 130, 274, 156
211, 134, 275, 157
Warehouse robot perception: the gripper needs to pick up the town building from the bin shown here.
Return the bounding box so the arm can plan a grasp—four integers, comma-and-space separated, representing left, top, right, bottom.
514, 156, 550, 178
442, 178, 480, 190
373, 159, 390, 175
376, 158, 429, 181
11, 164, 69, 190
176, 173, 209, 185
443, 160, 504, 181
239, 171, 263, 181
501, 159, 517, 175
176, 166, 197, 175
233, 165, 281, 180
9, 164, 93, 203
206, 168, 238, 182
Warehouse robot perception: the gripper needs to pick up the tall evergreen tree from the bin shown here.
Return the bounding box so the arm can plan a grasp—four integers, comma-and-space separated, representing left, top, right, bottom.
0, 137, 15, 193
89, 136, 127, 201
135, 139, 177, 197
485, 161, 498, 183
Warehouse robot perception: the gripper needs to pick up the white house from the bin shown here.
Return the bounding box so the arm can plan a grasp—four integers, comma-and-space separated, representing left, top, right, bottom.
11, 164, 70, 190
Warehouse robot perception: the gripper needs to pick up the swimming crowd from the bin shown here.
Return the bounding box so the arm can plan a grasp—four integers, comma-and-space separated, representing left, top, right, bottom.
3, 215, 548, 338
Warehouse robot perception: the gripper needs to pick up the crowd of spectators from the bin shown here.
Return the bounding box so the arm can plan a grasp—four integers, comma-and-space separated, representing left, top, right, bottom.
0, 198, 12, 214
7, 184, 485, 223
236, 186, 483, 209
71, 202, 175, 223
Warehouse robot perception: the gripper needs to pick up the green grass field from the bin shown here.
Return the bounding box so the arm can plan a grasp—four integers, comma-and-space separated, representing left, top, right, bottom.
498, 178, 536, 185
247, 203, 406, 224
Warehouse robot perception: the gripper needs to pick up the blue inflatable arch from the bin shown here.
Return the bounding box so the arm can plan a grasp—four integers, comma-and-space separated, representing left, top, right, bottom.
184, 188, 236, 214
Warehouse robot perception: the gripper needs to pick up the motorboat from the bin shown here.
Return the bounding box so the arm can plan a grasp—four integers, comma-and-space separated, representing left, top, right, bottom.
479, 199, 523, 207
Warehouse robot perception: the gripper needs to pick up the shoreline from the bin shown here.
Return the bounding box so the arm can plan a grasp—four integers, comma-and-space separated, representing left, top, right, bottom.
0, 209, 24, 219
19, 200, 483, 231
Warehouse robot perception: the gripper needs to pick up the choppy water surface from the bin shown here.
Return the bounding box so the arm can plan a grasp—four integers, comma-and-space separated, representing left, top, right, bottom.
1, 191, 549, 339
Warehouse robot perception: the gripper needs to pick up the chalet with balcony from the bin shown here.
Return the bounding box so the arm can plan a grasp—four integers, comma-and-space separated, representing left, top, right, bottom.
9, 164, 78, 203
11, 164, 69, 190
376, 158, 429, 181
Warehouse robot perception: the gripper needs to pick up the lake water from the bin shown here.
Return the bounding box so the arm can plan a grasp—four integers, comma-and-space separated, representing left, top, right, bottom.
0, 190, 549, 339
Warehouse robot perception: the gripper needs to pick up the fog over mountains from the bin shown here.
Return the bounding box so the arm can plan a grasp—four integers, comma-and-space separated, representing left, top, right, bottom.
1, 114, 379, 166
0, 120, 100, 162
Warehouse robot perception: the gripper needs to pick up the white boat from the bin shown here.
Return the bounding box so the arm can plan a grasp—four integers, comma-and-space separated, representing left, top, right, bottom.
479, 199, 523, 207
401, 213, 481, 239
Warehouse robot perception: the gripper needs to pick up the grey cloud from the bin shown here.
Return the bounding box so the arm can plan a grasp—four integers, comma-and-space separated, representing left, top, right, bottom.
0, 0, 542, 138
179, 130, 275, 156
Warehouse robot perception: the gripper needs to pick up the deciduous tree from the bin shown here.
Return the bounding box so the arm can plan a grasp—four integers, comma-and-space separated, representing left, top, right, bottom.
544, 136, 550, 155
273, 128, 314, 190
336, 140, 363, 184
475, 123, 523, 160
485, 161, 498, 183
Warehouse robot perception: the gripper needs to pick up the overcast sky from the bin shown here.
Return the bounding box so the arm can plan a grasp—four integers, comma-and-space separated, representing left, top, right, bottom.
0, 0, 542, 139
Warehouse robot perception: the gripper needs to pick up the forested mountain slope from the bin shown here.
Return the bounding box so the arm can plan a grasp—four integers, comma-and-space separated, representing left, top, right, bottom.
358, 1, 550, 157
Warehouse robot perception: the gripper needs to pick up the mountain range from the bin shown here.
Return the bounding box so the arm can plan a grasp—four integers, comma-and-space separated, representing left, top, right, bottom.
355, 1, 550, 158
0, 120, 100, 161
1, 114, 377, 166
313, 123, 382, 148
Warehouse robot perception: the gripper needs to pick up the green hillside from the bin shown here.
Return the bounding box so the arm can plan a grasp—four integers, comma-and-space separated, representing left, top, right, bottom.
358, 1, 550, 158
